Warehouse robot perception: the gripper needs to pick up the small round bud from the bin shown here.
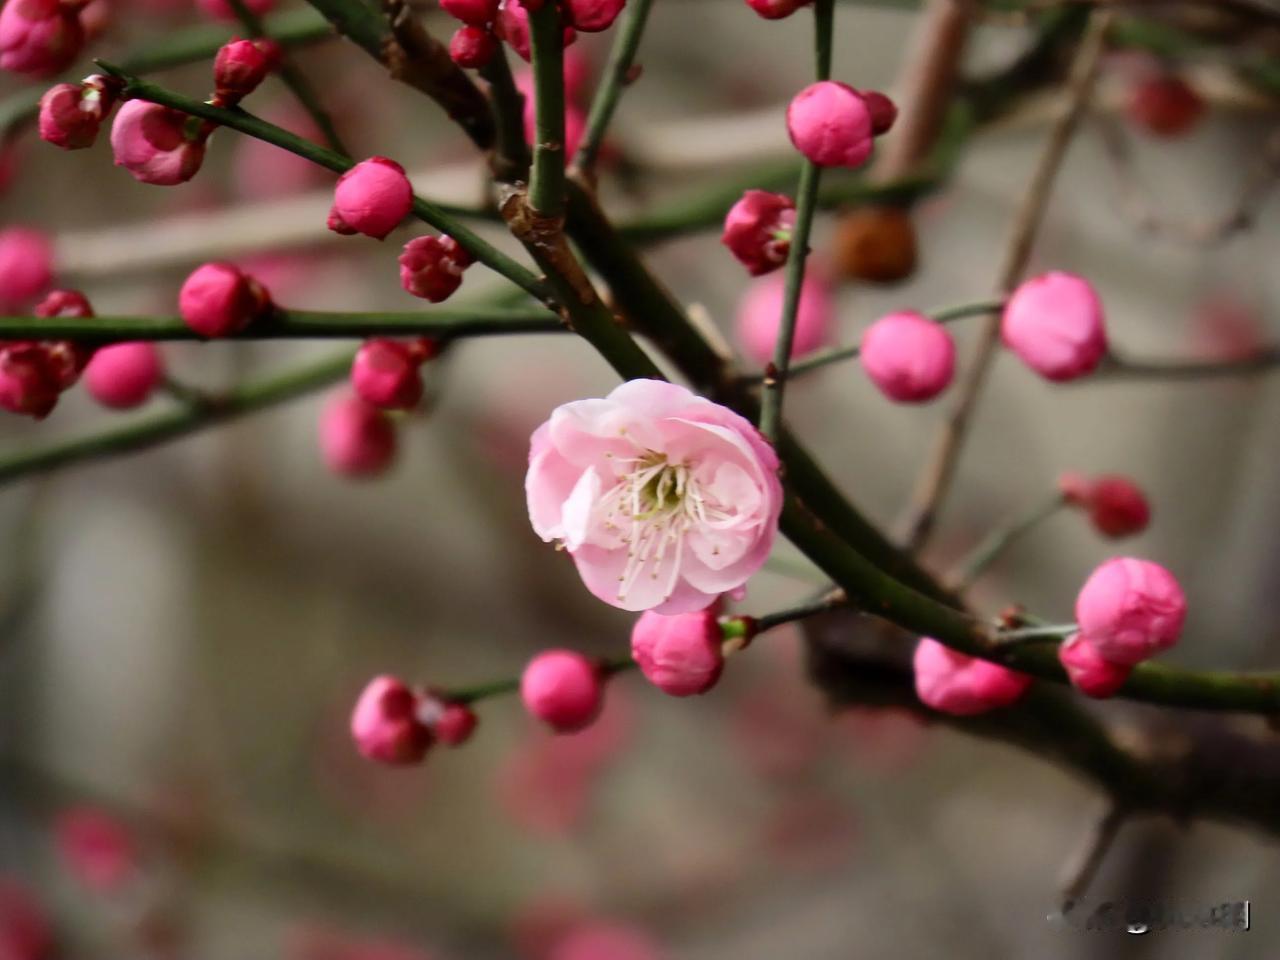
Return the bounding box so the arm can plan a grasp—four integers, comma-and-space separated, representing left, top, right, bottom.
859, 310, 955, 403
214, 38, 272, 103
786, 81, 873, 169
83, 343, 163, 409
0, 0, 84, 77
1001, 271, 1107, 382
449, 24, 497, 68
0, 345, 62, 418
349, 675, 433, 765
350, 339, 424, 411
38, 83, 99, 150
0, 227, 53, 312
1061, 473, 1151, 539
912, 637, 1032, 716
319, 392, 397, 477
178, 262, 271, 337
832, 206, 917, 283
435, 703, 478, 746
1074, 557, 1186, 666
520, 650, 604, 733
1057, 633, 1131, 699
1127, 74, 1203, 138
110, 99, 208, 186
328, 156, 414, 240
859, 89, 898, 136
440, 0, 499, 25
562, 0, 626, 33
721, 190, 795, 277
399, 235, 473, 302
735, 267, 833, 366
630, 609, 724, 697
743, 0, 811, 18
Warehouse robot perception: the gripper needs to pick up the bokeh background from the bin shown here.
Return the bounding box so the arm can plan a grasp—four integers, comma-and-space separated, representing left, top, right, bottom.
1, 0, 1279, 957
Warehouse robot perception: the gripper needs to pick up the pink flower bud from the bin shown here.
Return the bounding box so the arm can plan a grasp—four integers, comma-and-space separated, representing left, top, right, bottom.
350, 339, 424, 411
328, 156, 414, 240
84, 342, 163, 409
550, 923, 664, 960
0, 227, 53, 312
178, 262, 271, 337
195, 0, 273, 21
319, 392, 398, 477
721, 189, 796, 277
440, 0, 498, 25
38, 82, 104, 150
859, 310, 956, 403
743, 0, 811, 19
1128, 74, 1203, 138
0, 0, 83, 77
786, 81, 873, 168
349, 675, 433, 765
735, 266, 834, 365
1057, 633, 1130, 699
33, 290, 94, 389
562, 0, 626, 33
520, 650, 603, 733
630, 609, 724, 697
33, 288, 91, 318
859, 89, 897, 135
1074, 557, 1186, 666
912, 637, 1032, 716
399, 235, 473, 302
449, 24, 497, 68
214, 38, 272, 103
0, 878, 51, 960
495, 0, 575, 61
435, 703, 478, 746
1061, 473, 1151, 539
110, 99, 208, 186
53, 807, 137, 893
0, 344, 61, 418
1001, 271, 1107, 382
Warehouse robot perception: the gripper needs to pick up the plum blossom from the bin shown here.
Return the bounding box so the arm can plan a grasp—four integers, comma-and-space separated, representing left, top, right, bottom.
526, 380, 782, 614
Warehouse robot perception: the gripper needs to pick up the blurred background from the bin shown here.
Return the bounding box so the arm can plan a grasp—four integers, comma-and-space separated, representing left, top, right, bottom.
1, 0, 1279, 956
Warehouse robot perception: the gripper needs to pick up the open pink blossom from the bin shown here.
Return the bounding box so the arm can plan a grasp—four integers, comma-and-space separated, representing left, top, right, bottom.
0, 0, 83, 77
1074, 557, 1185, 666
526, 380, 783, 613
1057, 633, 1130, 699
735, 266, 834, 366
1001, 271, 1107, 381
110, 99, 208, 186
912, 637, 1032, 716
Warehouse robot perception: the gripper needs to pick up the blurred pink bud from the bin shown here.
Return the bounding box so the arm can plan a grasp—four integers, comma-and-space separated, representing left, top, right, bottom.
38, 80, 112, 150
743, 0, 811, 17
859, 310, 955, 403
495, 0, 575, 61
84, 342, 163, 409
1075, 557, 1185, 666
328, 156, 413, 240
399, 235, 473, 302
859, 89, 897, 135
319, 392, 398, 477
0, 0, 83, 77
1061, 473, 1151, 539
33, 288, 91, 318
735, 266, 833, 365
912, 637, 1032, 716
509, 896, 585, 960
53, 806, 137, 893
520, 650, 604, 733
232, 102, 330, 200
77, 0, 109, 40
1058, 633, 1131, 699
787, 81, 873, 168
110, 99, 208, 186
721, 189, 795, 276
1127, 73, 1203, 138
350, 675, 433, 765
214, 38, 272, 103
549, 922, 663, 960
178, 262, 271, 337
440, 0, 499, 25
351, 339, 424, 411
1001, 271, 1107, 382
0, 227, 54, 311
434, 703, 478, 746
449, 24, 497, 68
562, 47, 591, 101
0, 878, 51, 960
195, 0, 273, 21
630, 609, 724, 697
562, 0, 625, 33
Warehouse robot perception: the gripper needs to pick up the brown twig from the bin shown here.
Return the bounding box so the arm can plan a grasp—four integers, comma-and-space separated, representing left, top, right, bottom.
1059, 803, 1128, 909
898, 9, 1115, 550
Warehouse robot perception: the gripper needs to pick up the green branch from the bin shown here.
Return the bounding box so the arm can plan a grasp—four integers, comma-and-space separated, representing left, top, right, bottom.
571, 0, 655, 175
526, 2, 567, 217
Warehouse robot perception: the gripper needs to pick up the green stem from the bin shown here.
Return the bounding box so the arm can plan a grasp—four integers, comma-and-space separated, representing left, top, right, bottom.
754, 590, 846, 633
479, 47, 532, 183
1097, 349, 1280, 382
0, 308, 561, 341
225, 0, 348, 155
758, 0, 833, 443
996, 623, 1077, 643
527, 2, 567, 217
950, 489, 1067, 590
571, 0, 656, 175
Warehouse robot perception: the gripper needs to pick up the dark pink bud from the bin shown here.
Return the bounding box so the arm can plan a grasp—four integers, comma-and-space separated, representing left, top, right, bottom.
743, 0, 810, 18
110, 99, 208, 186
440, 0, 499, 25
178, 262, 271, 337
38, 83, 99, 149
83, 342, 163, 409
435, 702, 478, 746
787, 81, 873, 168
1128, 74, 1203, 138
494, 0, 575, 61
520, 650, 604, 733
399, 234, 473, 302
1061, 473, 1151, 539
53, 807, 138, 893
1074, 558, 1185, 666
0, 0, 84, 77
449, 24, 497, 68
35, 289, 95, 384
630, 609, 724, 697
0, 227, 54, 312
350, 339, 424, 411
912, 637, 1032, 716
328, 156, 413, 240
859, 89, 897, 136
721, 189, 795, 276
33, 288, 92, 318
562, 0, 626, 32
0, 878, 52, 960
214, 38, 272, 103
349, 675, 433, 765
319, 392, 397, 477
1057, 634, 1131, 699
0, 344, 62, 418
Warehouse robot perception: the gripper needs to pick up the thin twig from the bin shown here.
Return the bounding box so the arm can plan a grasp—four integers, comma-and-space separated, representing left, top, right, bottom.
948, 488, 1067, 591
1059, 803, 1129, 910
